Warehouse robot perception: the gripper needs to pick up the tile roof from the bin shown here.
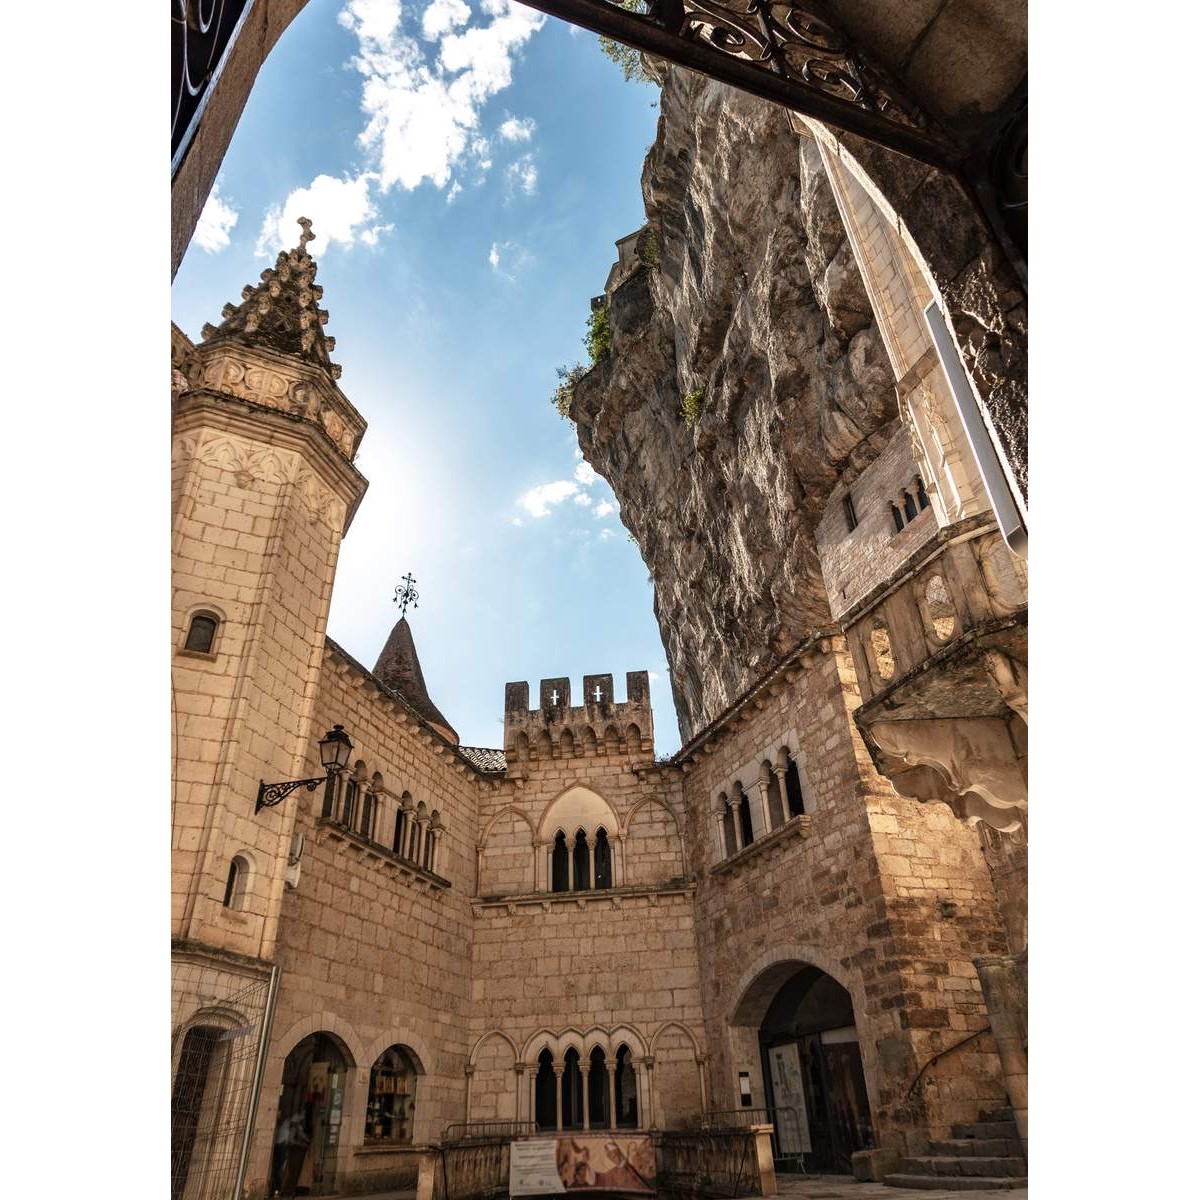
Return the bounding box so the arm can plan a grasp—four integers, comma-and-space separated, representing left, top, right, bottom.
457, 746, 507, 775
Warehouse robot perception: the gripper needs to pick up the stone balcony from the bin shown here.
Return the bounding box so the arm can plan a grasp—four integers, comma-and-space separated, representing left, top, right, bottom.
843, 517, 1027, 831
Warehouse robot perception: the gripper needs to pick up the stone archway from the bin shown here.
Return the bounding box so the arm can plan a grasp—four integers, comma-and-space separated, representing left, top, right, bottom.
728, 953, 875, 1173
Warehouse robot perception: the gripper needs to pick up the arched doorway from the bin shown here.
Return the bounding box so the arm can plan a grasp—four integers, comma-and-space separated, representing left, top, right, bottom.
756, 966, 873, 1172
171, 1024, 229, 1200
272, 1032, 352, 1196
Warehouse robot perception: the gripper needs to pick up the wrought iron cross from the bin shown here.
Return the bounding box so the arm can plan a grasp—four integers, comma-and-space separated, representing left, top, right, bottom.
394, 572, 419, 619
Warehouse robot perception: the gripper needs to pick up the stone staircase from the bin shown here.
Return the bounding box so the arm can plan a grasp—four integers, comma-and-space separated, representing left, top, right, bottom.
885, 1106, 1027, 1190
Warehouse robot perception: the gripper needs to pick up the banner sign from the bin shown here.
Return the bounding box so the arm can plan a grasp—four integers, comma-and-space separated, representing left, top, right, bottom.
511, 1135, 656, 1196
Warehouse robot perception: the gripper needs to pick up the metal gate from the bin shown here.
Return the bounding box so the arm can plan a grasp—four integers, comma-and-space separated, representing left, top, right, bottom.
171, 961, 280, 1200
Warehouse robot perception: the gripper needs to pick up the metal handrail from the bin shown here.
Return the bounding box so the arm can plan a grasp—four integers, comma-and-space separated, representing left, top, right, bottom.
441, 1119, 538, 1143
906, 1024, 992, 1100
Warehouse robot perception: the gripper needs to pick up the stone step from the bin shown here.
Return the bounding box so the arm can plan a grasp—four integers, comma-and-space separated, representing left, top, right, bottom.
884, 1173, 1027, 1191
899, 1155, 1027, 1178
928, 1137, 1025, 1159
979, 1105, 1014, 1123
951, 1119, 1020, 1140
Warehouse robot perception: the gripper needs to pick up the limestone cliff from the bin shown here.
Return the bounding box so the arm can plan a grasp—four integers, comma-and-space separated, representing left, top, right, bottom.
571, 68, 898, 742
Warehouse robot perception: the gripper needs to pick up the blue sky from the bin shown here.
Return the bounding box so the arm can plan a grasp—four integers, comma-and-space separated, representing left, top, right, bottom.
171, 0, 682, 754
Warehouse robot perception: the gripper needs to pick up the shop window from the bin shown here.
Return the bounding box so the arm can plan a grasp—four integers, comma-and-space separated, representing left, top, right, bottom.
364, 1046, 418, 1144
183, 612, 218, 654
552, 832, 570, 892
594, 828, 613, 889
222, 855, 249, 910
842, 493, 858, 533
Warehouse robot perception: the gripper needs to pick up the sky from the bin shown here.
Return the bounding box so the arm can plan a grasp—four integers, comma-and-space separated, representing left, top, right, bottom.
171, 0, 682, 754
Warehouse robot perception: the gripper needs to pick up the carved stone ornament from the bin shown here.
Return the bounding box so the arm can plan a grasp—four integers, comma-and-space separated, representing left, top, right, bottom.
869, 716, 1025, 832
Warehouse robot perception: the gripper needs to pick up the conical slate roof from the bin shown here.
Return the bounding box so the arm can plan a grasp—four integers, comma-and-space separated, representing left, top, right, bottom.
373, 617, 459, 744
200, 216, 342, 381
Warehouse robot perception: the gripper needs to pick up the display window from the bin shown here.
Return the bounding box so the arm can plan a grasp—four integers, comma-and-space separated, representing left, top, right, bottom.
364, 1045, 418, 1143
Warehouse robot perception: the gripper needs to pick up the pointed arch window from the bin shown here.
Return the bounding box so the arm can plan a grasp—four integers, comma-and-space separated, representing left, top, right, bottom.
594, 828, 613, 890
615, 1044, 638, 1129
562, 1048, 584, 1130
551, 832, 570, 893
573, 831, 591, 890
903, 491, 918, 521
783, 754, 805, 817
737, 787, 754, 848
535, 1049, 557, 1132
720, 795, 737, 859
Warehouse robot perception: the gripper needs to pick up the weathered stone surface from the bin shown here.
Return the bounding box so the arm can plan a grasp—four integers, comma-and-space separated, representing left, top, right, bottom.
571, 69, 897, 741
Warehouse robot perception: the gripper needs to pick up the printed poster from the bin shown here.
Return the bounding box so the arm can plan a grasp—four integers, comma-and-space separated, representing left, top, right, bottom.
510, 1139, 565, 1196
768, 1043, 811, 1155
556, 1134, 656, 1194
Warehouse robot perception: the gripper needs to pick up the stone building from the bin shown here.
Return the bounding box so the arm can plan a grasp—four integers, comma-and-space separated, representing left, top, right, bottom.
172, 198, 1026, 1196
172, 6, 1027, 1196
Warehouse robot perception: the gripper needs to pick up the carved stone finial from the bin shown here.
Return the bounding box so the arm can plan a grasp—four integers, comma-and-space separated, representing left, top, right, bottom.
297, 215, 315, 250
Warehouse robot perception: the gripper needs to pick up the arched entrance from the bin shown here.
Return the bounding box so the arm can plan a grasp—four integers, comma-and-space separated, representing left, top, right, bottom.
171, 1024, 229, 1200
759, 966, 873, 1170
732, 961, 874, 1173
272, 1032, 352, 1196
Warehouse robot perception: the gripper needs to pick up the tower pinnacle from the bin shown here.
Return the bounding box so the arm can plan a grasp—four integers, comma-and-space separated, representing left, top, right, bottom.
199, 216, 343, 381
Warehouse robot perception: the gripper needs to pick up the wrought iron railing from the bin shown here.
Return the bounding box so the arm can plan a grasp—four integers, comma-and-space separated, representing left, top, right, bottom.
683, 1105, 806, 1163
441, 1119, 538, 1143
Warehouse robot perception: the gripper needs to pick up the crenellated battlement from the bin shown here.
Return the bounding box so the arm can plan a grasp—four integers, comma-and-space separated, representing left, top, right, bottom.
503, 671, 654, 761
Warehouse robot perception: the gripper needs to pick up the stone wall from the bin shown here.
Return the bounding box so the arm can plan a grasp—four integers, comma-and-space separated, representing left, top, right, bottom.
676, 639, 1010, 1153
244, 646, 483, 1198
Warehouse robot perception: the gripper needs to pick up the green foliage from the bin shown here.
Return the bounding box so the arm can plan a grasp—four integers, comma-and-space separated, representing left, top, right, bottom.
553, 363, 586, 420
598, 2, 659, 85
638, 227, 661, 270
680, 386, 705, 428
585, 303, 613, 364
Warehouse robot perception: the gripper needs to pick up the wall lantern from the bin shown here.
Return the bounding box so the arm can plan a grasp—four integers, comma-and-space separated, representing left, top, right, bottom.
256, 724, 354, 813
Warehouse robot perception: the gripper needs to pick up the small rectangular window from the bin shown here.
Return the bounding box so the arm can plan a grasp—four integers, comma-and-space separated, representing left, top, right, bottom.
842, 493, 858, 533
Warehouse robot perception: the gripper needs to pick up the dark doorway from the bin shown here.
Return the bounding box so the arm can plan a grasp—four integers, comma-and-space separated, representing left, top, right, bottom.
273, 1032, 351, 1196
758, 967, 873, 1172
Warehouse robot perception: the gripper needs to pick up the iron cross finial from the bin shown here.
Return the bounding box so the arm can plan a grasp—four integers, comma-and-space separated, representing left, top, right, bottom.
394, 572, 419, 619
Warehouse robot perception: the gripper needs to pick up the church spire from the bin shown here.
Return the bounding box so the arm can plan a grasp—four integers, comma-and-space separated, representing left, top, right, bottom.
374, 616, 459, 746
200, 216, 342, 381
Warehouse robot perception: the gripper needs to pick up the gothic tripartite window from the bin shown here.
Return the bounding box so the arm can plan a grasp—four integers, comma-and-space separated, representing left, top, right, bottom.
364, 1046, 417, 1144
783, 752, 805, 818
736, 785, 754, 849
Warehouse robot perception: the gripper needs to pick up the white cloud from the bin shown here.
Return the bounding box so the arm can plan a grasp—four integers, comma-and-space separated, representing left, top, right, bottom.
518, 480, 578, 518
497, 115, 535, 142
421, 0, 471, 40
340, 0, 544, 196
510, 515, 524, 527
194, 183, 239, 254
573, 460, 599, 486
593, 499, 617, 519
487, 240, 533, 281
649, 670, 661, 682
573, 492, 594, 507
255, 173, 382, 257
506, 153, 538, 196
446, 180, 463, 203
598, 528, 615, 541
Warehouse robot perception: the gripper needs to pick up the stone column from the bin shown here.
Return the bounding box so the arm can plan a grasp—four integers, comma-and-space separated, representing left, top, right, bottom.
431, 828, 444, 874
606, 1060, 617, 1131
464, 1064, 475, 1122
642, 1057, 655, 1129
584, 834, 596, 890
515, 1063, 527, 1124
755, 763, 774, 833
975, 950, 1028, 1148
554, 1065, 564, 1132
581, 1063, 591, 1130
696, 1054, 709, 1114
614, 832, 626, 886
727, 799, 743, 851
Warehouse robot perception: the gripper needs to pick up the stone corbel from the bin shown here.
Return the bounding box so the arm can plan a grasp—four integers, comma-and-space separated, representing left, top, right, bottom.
983, 650, 1028, 725
869, 717, 1026, 832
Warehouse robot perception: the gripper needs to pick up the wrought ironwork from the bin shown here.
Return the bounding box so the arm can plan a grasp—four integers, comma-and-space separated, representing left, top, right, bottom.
172, 0, 254, 177
516, 0, 956, 166
256, 775, 326, 813
394, 572, 420, 619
